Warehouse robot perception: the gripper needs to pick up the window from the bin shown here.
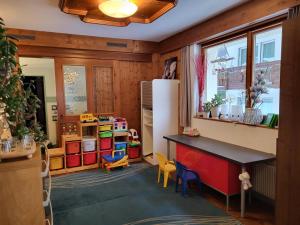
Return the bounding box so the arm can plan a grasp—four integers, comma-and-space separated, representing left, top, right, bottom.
254, 44, 259, 63
261, 41, 275, 62
203, 24, 282, 120
205, 37, 247, 118
238, 47, 247, 66
253, 27, 282, 115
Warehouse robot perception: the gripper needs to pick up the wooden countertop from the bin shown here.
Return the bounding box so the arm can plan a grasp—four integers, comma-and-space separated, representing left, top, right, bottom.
164, 135, 276, 166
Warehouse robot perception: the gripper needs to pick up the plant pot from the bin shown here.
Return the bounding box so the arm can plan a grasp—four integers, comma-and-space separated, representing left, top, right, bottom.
202, 112, 210, 118
243, 108, 263, 125
211, 106, 221, 118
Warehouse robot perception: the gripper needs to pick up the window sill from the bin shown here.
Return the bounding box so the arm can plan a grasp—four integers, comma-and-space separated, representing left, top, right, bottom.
193, 116, 278, 130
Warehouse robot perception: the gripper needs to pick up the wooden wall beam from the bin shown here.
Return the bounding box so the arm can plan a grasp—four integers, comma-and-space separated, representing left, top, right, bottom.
17, 45, 152, 62
276, 13, 300, 225
6, 28, 159, 54
159, 0, 300, 53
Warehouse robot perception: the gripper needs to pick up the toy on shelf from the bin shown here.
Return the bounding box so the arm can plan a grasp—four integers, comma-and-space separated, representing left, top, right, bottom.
128, 129, 141, 147
114, 117, 128, 132
61, 122, 78, 135
101, 149, 129, 171
182, 127, 200, 137
99, 115, 114, 123
127, 129, 142, 160
80, 113, 98, 123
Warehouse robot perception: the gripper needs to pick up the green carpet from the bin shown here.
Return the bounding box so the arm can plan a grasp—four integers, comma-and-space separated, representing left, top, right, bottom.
51, 163, 242, 225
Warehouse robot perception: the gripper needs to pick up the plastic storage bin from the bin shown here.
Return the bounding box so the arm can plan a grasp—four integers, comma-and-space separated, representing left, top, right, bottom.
50, 156, 64, 170
115, 142, 127, 150
128, 146, 141, 159
82, 137, 96, 152
99, 131, 113, 138
83, 152, 97, 165
99, 149, 112, 161
66, 141, 81, 154
100, 138, 112, 150
66, 154, 81, 168
99, 125, 112, 131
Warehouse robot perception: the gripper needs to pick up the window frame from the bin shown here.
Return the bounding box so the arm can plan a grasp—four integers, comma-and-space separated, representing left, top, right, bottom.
202, 22, 282, 109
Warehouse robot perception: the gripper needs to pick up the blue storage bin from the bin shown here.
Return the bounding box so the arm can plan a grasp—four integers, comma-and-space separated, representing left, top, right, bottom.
115, 142, 127, 150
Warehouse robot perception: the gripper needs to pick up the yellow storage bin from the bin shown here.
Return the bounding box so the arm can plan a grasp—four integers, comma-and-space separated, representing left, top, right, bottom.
50, 156, 64, 170
99, 125, 112, 131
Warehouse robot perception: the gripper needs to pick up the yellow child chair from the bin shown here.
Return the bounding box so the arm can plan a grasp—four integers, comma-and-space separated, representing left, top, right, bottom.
156, 153, 176, 188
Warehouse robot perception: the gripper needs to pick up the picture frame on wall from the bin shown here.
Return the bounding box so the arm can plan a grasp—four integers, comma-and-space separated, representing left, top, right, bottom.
162, 57, 177, 79
52, 115, 58, 122
51, 105, 57, 110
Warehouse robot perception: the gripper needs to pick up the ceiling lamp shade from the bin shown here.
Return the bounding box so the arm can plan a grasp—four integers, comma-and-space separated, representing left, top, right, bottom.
99, 0, 138, 18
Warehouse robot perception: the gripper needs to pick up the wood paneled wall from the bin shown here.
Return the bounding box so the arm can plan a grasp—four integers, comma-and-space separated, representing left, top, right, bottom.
7, 28, 158, 54
113, 61, 153, 132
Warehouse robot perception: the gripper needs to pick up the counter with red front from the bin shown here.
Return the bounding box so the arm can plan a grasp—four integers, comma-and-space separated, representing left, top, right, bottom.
163, 135, 275, 218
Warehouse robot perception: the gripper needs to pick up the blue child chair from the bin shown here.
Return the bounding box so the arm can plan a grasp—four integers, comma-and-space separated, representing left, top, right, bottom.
175, 160, 202, 196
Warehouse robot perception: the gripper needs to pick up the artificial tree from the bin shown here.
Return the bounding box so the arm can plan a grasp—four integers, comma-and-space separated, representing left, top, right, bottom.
0, 17, 46, 141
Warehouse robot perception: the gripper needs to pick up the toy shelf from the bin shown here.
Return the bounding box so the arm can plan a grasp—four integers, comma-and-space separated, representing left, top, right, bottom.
98, 121, 114, 165
50, 124, 99, 176
79, 122, 98, 137
113, 131, 129, 137
50, 118, 142, 176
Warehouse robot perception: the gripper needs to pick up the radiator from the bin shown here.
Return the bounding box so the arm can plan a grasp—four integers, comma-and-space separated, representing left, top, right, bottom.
252, 163, 276, 200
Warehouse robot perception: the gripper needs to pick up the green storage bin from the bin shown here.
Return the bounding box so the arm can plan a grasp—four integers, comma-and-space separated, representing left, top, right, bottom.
99, 131, 113, 138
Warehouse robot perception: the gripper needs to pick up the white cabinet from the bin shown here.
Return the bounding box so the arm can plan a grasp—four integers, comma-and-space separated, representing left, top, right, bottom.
141, 79, 179, 165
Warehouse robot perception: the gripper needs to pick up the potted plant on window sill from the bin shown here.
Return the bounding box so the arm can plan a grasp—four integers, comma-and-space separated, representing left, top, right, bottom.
243, 70, 268, 125
202, 102, 212, 118
210, 94, 226, 118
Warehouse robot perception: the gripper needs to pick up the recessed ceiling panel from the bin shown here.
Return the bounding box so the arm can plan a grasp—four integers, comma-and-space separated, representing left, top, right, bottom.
60, 0, 177, 27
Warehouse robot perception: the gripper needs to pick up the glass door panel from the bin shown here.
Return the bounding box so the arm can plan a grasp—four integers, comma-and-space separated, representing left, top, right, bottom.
63, 65, 88, 115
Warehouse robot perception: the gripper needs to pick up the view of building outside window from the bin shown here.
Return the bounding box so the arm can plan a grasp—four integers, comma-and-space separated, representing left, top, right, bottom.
205, 37, 247, 118
204, 26, 282, 117
253, 26, 282, 115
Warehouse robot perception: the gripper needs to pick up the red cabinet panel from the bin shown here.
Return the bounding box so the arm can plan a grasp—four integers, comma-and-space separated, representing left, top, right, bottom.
176, 143, 240, 195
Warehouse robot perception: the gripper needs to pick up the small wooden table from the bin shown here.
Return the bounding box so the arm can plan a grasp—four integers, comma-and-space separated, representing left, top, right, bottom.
164, 135, 276, 218
0, 142, 36, 162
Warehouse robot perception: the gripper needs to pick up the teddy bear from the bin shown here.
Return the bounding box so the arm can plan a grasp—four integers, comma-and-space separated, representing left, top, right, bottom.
239, 171, 252, 190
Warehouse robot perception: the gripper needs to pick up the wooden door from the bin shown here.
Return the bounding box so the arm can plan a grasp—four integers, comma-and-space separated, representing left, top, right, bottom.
55, 58, 113, 144
94, 66, 114, 114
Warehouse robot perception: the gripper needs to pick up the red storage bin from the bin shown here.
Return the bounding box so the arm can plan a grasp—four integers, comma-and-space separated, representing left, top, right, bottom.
83, 152, 97, 165
100, 138, 112, 150
66, 154, 81, 168
99, 149, 112, 161
66, 141, 81, 154
128, 146, 141, 159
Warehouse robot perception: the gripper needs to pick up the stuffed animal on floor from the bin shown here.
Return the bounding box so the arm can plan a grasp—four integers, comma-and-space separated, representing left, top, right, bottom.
239, 171, 252, 190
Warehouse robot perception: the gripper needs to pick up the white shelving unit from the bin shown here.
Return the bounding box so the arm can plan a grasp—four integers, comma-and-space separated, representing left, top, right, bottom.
141, 79, 179, 165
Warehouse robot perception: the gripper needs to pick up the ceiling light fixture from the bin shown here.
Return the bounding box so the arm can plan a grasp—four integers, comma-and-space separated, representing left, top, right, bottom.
99, 0, 138, 19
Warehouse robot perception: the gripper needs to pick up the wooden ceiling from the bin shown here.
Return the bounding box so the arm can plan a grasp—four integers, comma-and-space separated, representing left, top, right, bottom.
59, 0, 177, 27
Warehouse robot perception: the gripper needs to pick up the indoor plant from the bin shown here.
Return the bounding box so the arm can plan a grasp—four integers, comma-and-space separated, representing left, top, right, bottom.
202, 102, 212, 118
244, 70, 268, 125
210, 94, 226, 118
0, 17, 46, 142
